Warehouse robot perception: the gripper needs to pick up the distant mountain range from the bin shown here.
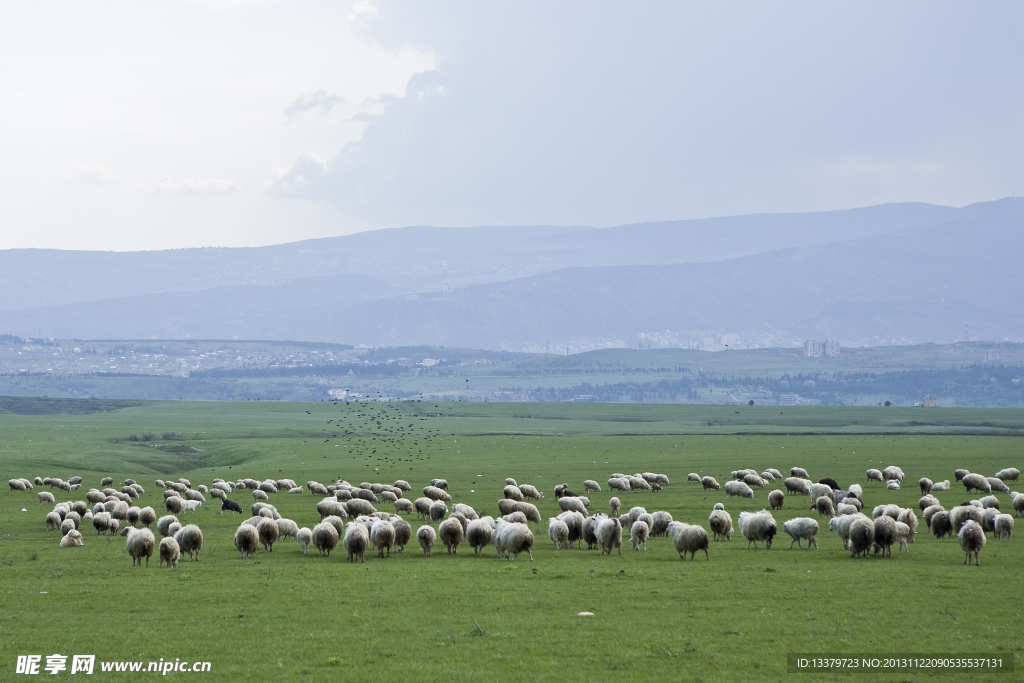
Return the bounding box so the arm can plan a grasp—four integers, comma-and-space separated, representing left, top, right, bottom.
2, 198, 1020, 350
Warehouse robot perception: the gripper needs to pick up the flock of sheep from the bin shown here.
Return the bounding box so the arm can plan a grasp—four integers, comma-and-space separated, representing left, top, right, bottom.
12, 463, 1021, 567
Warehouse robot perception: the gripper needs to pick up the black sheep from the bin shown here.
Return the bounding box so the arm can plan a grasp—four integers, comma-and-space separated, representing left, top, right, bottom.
819, 477, 840, 491
221, 499, 243, 514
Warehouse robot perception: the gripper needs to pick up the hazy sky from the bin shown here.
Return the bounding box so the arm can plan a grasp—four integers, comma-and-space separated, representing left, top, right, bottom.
1, 1, 1020, 251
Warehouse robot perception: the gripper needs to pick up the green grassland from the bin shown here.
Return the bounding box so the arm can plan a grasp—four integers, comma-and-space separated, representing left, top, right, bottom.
1, 400, 1022, 681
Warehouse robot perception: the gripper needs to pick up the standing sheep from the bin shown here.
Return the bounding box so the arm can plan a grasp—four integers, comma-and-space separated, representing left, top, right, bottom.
429, 500, 448, 523
896, 508, 919, 542
993, 514, 1014, 540
791, 467, 809, 479
466, 518, 493, 555
962, 473, 991, 494
919, 478, 933, 495
866, 469, 884, 482
666, 522, 710, 560
343, 523, 369, 563
257, 517, 280, 552
370, 519, 396, 558
438, 517, 464, 554
311, 522, 339, 557
724, 481, 755, 499
995, 468, 1020, 481
701, 476, 720, 491
812, 496, 835, 518
768, 490, 785, 510
848, 517, 875, 558
548, 518, 570, 549
159, 537, 180, 567
958, 520, 986, 565
126, 528, 156, 567
650, 511, 673, 537
392, 518, 412, 552
872, 516, 897, 557
518, 485, 544, 500
583, 480, 602, 493
296, 527, 313, 554
784, 478, 811, 496
738, 510, 777, 550
503, 485, 525, 501
234, 525, 260, 558
492, 519, 535, 561
595, 517, 622, 556
782, 517, 819, 549
609, 497, 621, 517
930, 510, 954, 540
417, 525, 436, 557
708, 509, 733, 541
629, 520, 649, 550
174, 525, 203, 562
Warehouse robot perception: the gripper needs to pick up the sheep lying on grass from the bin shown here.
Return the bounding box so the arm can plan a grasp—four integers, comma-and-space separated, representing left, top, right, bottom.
60, 530, 84, 548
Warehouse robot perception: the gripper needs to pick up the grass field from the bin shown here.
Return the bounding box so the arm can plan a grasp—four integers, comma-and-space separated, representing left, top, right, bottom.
1, 400, 1021, 681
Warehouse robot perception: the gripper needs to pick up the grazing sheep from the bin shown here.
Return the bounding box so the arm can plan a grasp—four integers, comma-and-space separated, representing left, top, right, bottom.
8, 479, 27, 492
503, 485, 524, 501
708, 509, 733, 541
92, 512, 112, 535
345, 498, 376, 516
608, 477, 631, 492
767, 490, 785, 510
893, 521, 911, 551
979, 495, 1000, 510
414, 497, 433, 519
296, 527, 313, 554
987, 478, 1010, 494
791, 467, 809, 479
392, 518, 412, 552
45, 511, 62, 531
882, 466, 904, 483
993, 514, 1014, 540
829, 489, 851, 505
872, 504, 902, 520
812, 496, 835, 518
438, 517, 463, 554
962, 473, 991, 494
507, 501, 541, 525
502, 511, 528, 524
452, 503, 478, 520
995, 468, 1020, 482
135, 506, 156, 529
784, 478, 811, 496
154, 535, 180, 567
370, 519, 397, 558
949, 505, 983, 533
701, 476, 720, 492
126, 528, 156, 567
60, 518, 76, 535
712, 502, 725, 511
930, 510, 954, 540
353, 489, 378, 503
256, 517, 280, 552
782, 517, 819, 549
919, 478, 933, 495
629, 520, 650, 550
518, 484, 544, 499
548, 517, 570, 549
491, 519, 534, 561
1012, 492, 1024, 517
866, 469, 883, 483
872, 516, 897, 557
896, 509, 918, 542
343, 523, 369, 563
738, 510, 777, 550
724, 481, 755, 499
380, 491, 398, 504
922, 504, 945, 528
416, 525, 437, 557
650, 511, 673, 537
558, 497, 588, 515
628, 477, 652, 492
666, 522, 710, 560
958, 520, 986, 565
919, 495, 940, 512
687, 473, 701, 483
744, 474, 766, 489
394, 498, 414, 515
60, 529, 84, 548
423, 486, 451, 502
164, 496, 184, 515
608, 496, 621, 518
980, 507, 1000, 534
931, 480, 950, 491
848, 517, 875, 558
595, 517, 622, 556
174, 528, 203, 565
37, 491, 55, 505
819, 477, 840, 491
429, 500, 448, 523
156, 515, 179, 537
761, 471, 775, 482
466, 518, 493, 555
311, 522, 339, 557
954, 469, 969, 482
829, 513, 867, 549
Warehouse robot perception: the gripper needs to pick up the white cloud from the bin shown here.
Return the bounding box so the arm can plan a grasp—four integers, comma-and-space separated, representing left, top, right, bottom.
66, 163, 112, 186
148, 176, 241, 195
284, 90, 345, 120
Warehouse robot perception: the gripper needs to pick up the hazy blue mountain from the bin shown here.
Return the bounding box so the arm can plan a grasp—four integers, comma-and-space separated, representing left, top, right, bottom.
0, 201, 956, 311
2, 198, 1019, 348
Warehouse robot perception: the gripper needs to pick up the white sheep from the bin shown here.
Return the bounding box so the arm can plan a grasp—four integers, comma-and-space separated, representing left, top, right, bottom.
503, 485, 524, 502
558, 497, 588, 515
159, 537, 181, 567
724, 480, 754, 499
961, 473, 991, 494
650, 511, 673, 537
466, 517, 493, 555
608, 477, 631, 492
848, 516, 875, 558
275, 518, 299, 539
701, 476, 720, 491
872, 516, 897, 557
782, 517, 819, 549
995, 468, 1020, 481
59, 529, 84, 548
687, 473, 700, 483
609, 497, 621, 517
993, 514, 1014, 540
429, 500, 448, 523
394, 498, 414, 515
866, 469, 883, 483
256, 517, 280, 552
548, 517, 570, 549
791, 467, 809, 479
886, 481, 901, 490
174, 525, 203, 562
583, 480, 602, 493
738, 510, 777, 550
311, 522, 339, 557
492, 519, 534, 561
894, 521, 911, 551
594, 517, 622, 556
296, 527, 313, 554
958, 519, 986, 565
417, 525, 436, 557
784, 478, 811, 496
343, 523, 369, 563
666, 522, 709, 560
708, 509, 733, 541
438, 517, 464, 554
370, 519, 396, 558
518, 484, 544, 499
629, 519, 650, 550
930, 480, 950, 491
126, 528, 156, 567
768, 490, 785, 510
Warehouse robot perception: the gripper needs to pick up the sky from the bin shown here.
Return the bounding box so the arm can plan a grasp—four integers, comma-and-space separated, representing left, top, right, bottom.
0, 1, 1021, 251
